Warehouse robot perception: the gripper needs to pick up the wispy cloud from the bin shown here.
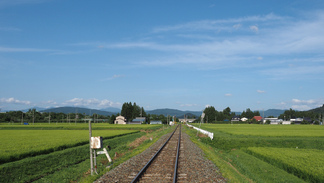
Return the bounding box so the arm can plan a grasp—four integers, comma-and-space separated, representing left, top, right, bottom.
152, 13, 283, 33
249, 25, 259, 33
225, 93, 232, 97
103, 74, 125, 81
279, 98, 324, 111
179, 103, 198, 107
0, 46, 55, 52
0, 97, 31, 105
257, 90, 266, 93
0, 0, 50, 8
63, 98, 121, 108
74, 11, 324, 82
0, 26, 21, 31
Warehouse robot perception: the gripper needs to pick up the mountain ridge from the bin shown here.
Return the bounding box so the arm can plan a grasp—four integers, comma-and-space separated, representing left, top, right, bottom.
5, 106, 322, 118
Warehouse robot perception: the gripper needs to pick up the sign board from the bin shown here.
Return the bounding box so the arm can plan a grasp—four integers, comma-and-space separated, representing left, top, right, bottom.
91, 136, 102, 149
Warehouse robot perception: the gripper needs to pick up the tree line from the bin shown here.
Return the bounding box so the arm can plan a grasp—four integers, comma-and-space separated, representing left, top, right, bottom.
200, 105, 323, 123
278, 108, 323, 121
120, 102, 176, 124
201, 106, 260, 123
0, 108, 116, 124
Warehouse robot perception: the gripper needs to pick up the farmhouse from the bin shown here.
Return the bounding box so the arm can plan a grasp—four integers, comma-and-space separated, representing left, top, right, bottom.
114, 115, 126, 124
231, 115, 240, 122
291, 118, 303, 124
252, 116, 263, 121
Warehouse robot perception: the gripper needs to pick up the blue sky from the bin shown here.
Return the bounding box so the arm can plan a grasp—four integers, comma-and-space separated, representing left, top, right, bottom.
1, 0, 324, 112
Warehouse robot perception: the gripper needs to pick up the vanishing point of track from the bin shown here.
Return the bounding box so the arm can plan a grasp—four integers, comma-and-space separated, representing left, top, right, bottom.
131, 124, 182, 183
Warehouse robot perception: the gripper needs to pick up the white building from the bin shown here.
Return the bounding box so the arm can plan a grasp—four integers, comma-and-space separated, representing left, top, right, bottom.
150, 120, 162, 124
114, 115, 126, 124
263, 118, 283, 124
241, 117, 248, 122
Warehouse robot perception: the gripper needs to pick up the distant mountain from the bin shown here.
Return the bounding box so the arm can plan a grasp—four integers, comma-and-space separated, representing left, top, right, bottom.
262, 109, 286, 117
147, 108, 202, 118
22, 107, 46, 112
146, 108, 286, 118
41, 107, 116, 116
308, 104, 324, 114
1, 107, 46, 112
101, 107, 121, 113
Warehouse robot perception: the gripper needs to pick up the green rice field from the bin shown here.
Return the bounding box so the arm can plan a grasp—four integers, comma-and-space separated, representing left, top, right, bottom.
0, 129, 138, 164
188, 124, 324, 183
0, 123, 166, 183
201, 124, 324, 137
247, 147, 324, 182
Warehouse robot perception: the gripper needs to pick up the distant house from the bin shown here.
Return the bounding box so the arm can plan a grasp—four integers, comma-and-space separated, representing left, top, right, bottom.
129, 117, 146, 124
179, 118, 196, 123
282, 121, 291, 125
303, 117, 312, 124
241, 117, 248, 122
231, 115, 240, 122
252, 116, 263, 121
114, 115, 126, 124
263, 118, 283, 124
150, 120, 162, 125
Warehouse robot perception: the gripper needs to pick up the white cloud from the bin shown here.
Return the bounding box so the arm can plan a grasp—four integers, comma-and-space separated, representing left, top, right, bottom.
257, 90, 265, 93
291, 105, 311, 111
0, 0, 50, 8
290, 98, 324, 111
292, 99, 317, 105
0, 46, 55, 52
249, 25, 259, 33
233, 24, 241, 29
225, 93, 232, 97
180, 103, 197, 107
64, 98, 120, 108
103, 74, 125, 81
79, 11, 324, 81
152, 13, 283, 33
0, 97, 31, 105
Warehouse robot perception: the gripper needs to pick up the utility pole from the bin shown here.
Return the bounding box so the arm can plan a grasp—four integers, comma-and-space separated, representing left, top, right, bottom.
89, 120, 93, 175
21, 112, 23, 125
33, 110, 34, 125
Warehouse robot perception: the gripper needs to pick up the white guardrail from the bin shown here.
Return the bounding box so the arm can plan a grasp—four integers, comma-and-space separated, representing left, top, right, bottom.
186, 124, 214, 140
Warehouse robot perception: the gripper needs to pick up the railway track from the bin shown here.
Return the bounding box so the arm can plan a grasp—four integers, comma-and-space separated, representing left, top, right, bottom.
94, 124, 226, 183
130, 124, 182, 183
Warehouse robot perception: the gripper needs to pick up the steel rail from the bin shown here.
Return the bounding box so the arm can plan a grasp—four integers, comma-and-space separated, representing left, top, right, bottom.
173, 124, 181, 183
131, 124, 180, 183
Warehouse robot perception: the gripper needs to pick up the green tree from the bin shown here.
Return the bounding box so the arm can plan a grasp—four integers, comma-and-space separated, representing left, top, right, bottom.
109, 115, 116, 124
204, 106, 216, 123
